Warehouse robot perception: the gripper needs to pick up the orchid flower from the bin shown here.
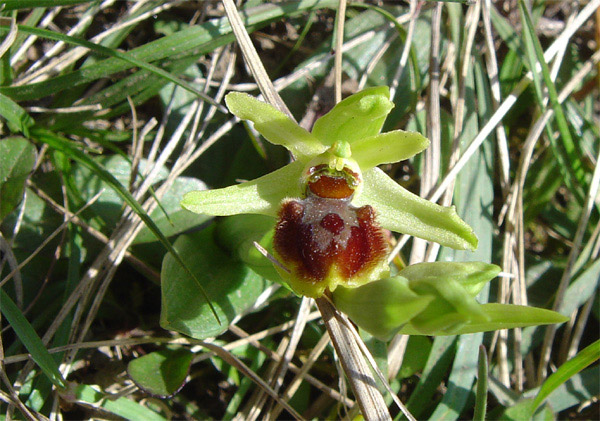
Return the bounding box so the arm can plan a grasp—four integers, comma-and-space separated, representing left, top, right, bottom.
179, 86, 567, 339
182, 86, 476, 297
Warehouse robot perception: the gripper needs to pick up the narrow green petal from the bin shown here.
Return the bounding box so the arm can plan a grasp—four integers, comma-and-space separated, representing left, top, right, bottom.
181, 161, 303, 217
355, 168, 478, 250
352, 130, 430, 170
311, 86, 394, 146
225, 92, 325, 162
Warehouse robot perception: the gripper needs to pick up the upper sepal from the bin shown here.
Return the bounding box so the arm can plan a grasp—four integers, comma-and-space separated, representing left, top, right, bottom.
311, 86, 394, 146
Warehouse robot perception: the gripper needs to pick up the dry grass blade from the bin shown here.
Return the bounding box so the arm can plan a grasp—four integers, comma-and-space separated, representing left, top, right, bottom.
0, 17, 17, 58
221, 0, 292, 119
316, 297, 391, 420
334, 0, 347, 103
268, 333, 330, 420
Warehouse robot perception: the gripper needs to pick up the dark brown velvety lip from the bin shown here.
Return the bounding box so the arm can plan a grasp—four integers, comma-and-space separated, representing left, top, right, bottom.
273, 196, 387, 284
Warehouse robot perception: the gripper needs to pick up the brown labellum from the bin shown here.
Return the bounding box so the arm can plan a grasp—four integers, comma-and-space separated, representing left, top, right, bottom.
273, 169, 388, 296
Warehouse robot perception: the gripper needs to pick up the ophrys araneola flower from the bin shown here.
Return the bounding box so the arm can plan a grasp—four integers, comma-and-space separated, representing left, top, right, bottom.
181, 86, 477, 298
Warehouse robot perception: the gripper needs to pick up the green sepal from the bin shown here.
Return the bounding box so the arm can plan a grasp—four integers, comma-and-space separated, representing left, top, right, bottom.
398, 304, 570, 336
333, 276, 435, 340
351, 130, 430, 171
311, 86, 394, 146
399, 262, 501, 297
181, 161, 303, 217
225, 92, 325, 162
356, 167, 478, 250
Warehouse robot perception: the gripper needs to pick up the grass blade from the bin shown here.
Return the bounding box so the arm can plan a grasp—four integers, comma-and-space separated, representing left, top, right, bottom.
531, 339, 600, 412
0, 288, 67, 389
473, 345, 488, 421
0, 23, 223, 110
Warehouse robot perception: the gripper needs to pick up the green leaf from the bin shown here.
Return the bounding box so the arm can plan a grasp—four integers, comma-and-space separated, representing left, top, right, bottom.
311, 86, 394, 146
225, 92, 324, 162
71, 383, 166, 421
406, 336, 457, 418
1, 0, 92, 10
0, 288, 66, 389
134, 176, 211, 244
0, 137, 36, 220
127, 349, 194, 398
332, 276, 434, 340
181, 161, 303, 217
398, 303, 569, 336
160, 225, 269, 339
473, 346, 489, 421
215, 214, 284, 285
0, 92, 34, 136
356, 167, 478, 250
532, 339, 600, 412
398, 336, 432, 379
0, 24, 220, 108
351, 130, 429, 171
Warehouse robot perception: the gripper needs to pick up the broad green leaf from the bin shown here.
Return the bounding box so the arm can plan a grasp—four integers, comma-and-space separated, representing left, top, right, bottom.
72, 383, 166, 421
127, 349, 194, 398
216, 214, 284, 285
356, 167, 478, 250
532, 339, 600, 412
311, 86, 394, 146
0, 288, 66, 389
225, 92, 324, 162
501, 399, 554, 421
134, 176, 210, 244
398, 304, 569, 336
181, 161, 303, 217
0, 137, 36, 220
561, 258, 600, 316
332, 276, 434, 340
351, 130, 429, 171
0, 93, 34, 136
160, 225, 269, 339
